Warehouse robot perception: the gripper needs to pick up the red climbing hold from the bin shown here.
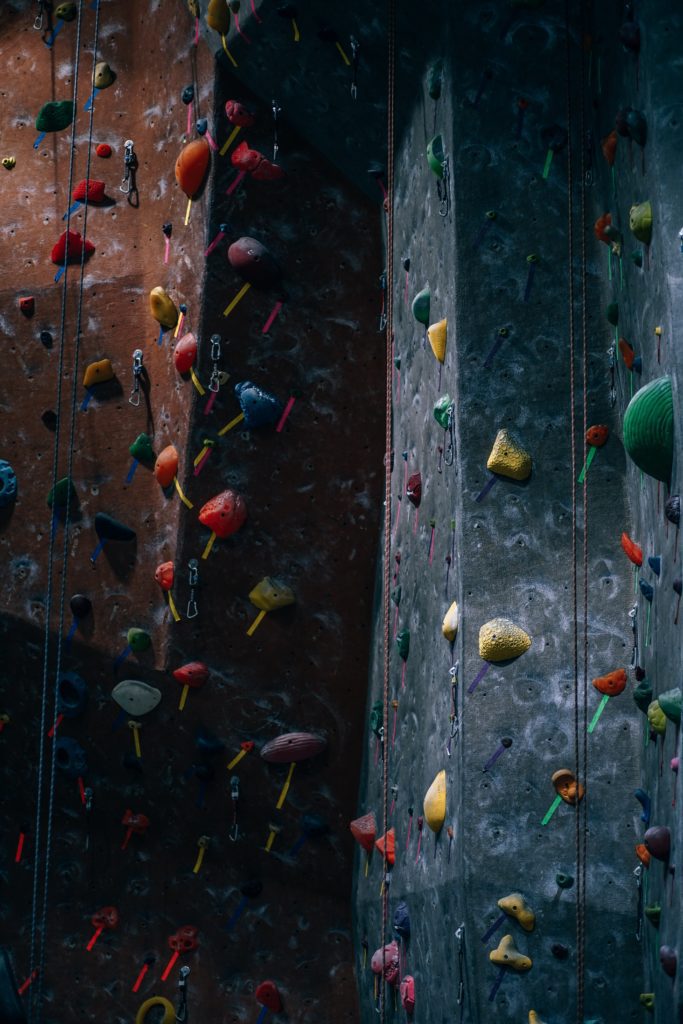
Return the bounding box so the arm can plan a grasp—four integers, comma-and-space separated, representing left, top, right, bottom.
586, 425, 609, 447
19, 296, 35, 316
406, 472, 422, 507
172, 662, 209, 688
260, 732, 326, 763
198, 489, 247, 538
168, 925, 199, 951
154, 445, 179, 488
96, 143, 112, 158
225, 100, 256, 127
231, 141, 263, 172
174, 332, 198, 374
400, 975, 416, 1013
255, 981, 282, 1013
50, 230, 95, 265
618, 338, 635, 369
594, 213, 613, 245
601, 130, 618, 167
350, 812, 377, 853
155, 561, 175, 591
91, 906, 119, 930
370, 941, 400, 986
175, 137, 211, 198
121, 809, 150, 836
72, 179, 106, 203
227, 237, 281, 289
251, 157, 285, 181
375, 828, 396, 865
592, 669, 627, 696
621, 532, 643, 566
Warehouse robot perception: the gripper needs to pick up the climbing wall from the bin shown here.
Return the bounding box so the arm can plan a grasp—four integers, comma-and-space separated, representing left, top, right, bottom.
0, 1, 385, 1021
353, 1, 680, 1021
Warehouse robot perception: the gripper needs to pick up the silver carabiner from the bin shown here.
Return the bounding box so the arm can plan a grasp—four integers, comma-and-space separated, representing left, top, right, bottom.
208, 333, 222, 393
120, 140, 135, 194
34, 3, 44, 30
186, 559, 199, 619
129, 348, 143, 406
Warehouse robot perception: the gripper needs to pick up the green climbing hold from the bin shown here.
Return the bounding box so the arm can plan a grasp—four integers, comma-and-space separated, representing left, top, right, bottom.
411, 287, 430, 326
427, 60, 444, 100
369, 700, 383, 738
396, 628, 410, 661
644, 904, 661, 928
129, 433, 155, 464
629, 201, 652, 245
606, 302, 619, 327
47, 476, 76, 509
623, 376, 674, 484
630, 249, 643, 268
433, 395, 453, 430
427, 134, 446, 179
555, 873, 574, 889
55, 3, 77, 20
36, 100, 74, 133
127, 628, 151, 653
658, 687, 681, 725
633, 679, 653, 713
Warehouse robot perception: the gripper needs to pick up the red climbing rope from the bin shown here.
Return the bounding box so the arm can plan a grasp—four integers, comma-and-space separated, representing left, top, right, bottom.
381, 0, 397, 1020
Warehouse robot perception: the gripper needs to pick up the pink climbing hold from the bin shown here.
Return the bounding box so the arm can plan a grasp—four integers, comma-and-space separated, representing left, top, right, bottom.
225, 100, 256, 127
255, 980, 282, 1013
400, 975, 415, 1014
231, 141, 285, 180
370, 940, 400, 986
260, 732, 326, 763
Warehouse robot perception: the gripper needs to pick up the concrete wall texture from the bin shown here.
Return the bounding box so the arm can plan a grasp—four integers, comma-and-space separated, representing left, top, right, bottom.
0, 0, 681, 1022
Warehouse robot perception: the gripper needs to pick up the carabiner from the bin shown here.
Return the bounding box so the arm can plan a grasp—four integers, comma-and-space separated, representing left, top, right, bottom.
186, 559, 199, 619
129, 348, 143, 406
34, 2, 44, 30
120, 140, 136, 194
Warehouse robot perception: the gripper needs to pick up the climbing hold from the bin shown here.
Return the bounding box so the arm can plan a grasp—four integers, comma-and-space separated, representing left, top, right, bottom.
371, 941, 401, 986
623, 376, 674, 484
592, 669, 627, 696
72, 179, 107, 204
231, 141, 285, 180
606, 302, 619, 326
497, 893, 535, 932
426, 135, 446, 178
594, 212, 617, 246
586, 425, 609, 447
555, 873, 573, 889
427, 318, 447, 363
127, 628, 150, 654
350, 812, 377, 853
489, 934, 532, 971
0, 461, 17, 509
396, 628, 410, 661
129, 433, 155, 463
486, 429, 532, 480
200, 490, 247, 553
175, 138, 211, 198
228, 237, 281, 289
57, 671, 88, 718
629, 201, 652, 245
478, 618, 531, 661
411, 287, 430, 326
225, 100, 256, 126
96, 143, 112, 158
423, 770, 446, 833
173, 662, 209, 687
634, 788, 651, 826
235, 381, 284, 429
625, 109, 647, 147
55, 2, 77, 18
154, 445, 179, 488
433, 395, 453, 429
375, 828, 395, 865
47, 476, 76, 510
93, 62, 115, 89
207, 0, 230, 33
406, 472, 421, 507
149, 287, 179, 331
660, 946, 677, 978
174, 333, 198, 374
255, 981, 282, 1013
644, 904, 661, 926
665, 495, 680, 525
659, 688, 682, 724
393, 902, 410, 941
135, 997, 175, 1024
2, 156, 15, 170
601, 130, 618, 166
644, 826, 671, 861
70, 594, 92, 619
55, 736, 88, 778
19, 296, 34, 316
552, 769, 584, 805
551, 943, 569, 959
400, 975, 415, 1013
442, 602, 459, 642
260, 733, 325, 763
248, 577, 293, 612
112, 680, 161, 716
36, 100, 74, 133
640, 994, 654, 1012
646, 700, 666, 734
155, 562, 174, 591
620, 532, 643, 566
94, 512, 136, 543
82, 358, 114, 388
51, 230, 95, 265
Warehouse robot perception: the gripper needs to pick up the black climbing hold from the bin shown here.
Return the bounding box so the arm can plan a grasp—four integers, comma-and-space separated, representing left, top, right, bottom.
182, 85, 194, 105
41, 410, 58, 431
366, 162, 385, 180
94, 512, 136, 542
665, 495, 680, 527
317, 25, 339, 42
551, 943, 569, 960
47, 476, 76, 510
57, 671, 88, 718
162, 222, 172, 238
70, 594, 92, 619
40, 330, 53, 349
402, 257, 410, 272
555, 873, 574, 889
541, 123, 568, 153
54, 736, 88, 778
501, 737, 513, 748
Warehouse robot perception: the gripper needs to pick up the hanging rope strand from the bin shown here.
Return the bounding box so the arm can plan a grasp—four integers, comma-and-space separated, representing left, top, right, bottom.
380, 0, 397, 1020
28, 3, 86, 1019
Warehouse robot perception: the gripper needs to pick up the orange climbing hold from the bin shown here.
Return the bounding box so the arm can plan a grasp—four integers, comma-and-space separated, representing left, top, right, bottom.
594, 213, 612, 245
592, 669, 627, 696
155, 561, 175, 590
601, 129, 618, 167
174, 332, 198, 374
350, 812, 377, 853
175, 138, 211, 198
154, 445, 179, 488
375, 828, 396, 866
635, 843, 651, 868
206, 0, 230, 33
586, 425, 609, 447
621, 532, 643, 566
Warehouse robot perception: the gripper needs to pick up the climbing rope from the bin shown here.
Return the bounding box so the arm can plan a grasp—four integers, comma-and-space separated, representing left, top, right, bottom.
380, 0, 397, 1019
28, 1, 102, 1016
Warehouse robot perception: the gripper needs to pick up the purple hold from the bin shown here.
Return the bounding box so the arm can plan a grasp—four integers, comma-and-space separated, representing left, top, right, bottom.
644, 825, 671, 861
660, 945, 677, 978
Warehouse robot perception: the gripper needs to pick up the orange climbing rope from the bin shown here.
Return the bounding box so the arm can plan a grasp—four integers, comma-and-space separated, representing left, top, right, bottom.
380, 0, 397, 1020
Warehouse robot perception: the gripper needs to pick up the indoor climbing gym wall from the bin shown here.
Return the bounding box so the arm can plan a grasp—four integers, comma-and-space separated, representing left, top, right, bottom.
0, 2, 681, 1024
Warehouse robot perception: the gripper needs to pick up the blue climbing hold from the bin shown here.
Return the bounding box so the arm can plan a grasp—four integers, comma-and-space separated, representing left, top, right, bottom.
0, 460, 17, 508
235, 381, 283, 430
647, 555, 661, 577
54, 736, 88, 777
393, 901, 411, 941
639, 580, 654, 602
57, 671, 88, 718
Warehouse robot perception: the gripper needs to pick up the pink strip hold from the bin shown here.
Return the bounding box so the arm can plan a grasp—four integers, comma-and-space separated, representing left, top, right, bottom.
187, 103, 192, 138
203, 390, 218, 416
193, 450, 212, 477
234, 14, 252, 42
249, 0, 263, 23
205, 130, 219, 151
226, 170, 247, 196
262, 300, 283, 334
413, 509, 419, 535
392, 501, 401, 542
164, 237, 170, 265
428, 528, 435, 565
193, 16, 199, 45
401, 661, 406, 691
204, 231, 225, 257
275, 396, 295, 433
391, 708, 397, 748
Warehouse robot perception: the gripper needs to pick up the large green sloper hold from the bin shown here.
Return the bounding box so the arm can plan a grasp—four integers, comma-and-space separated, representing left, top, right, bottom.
623, 376, 674, 484
36, 100, 74, 133
411, 287, 430, 326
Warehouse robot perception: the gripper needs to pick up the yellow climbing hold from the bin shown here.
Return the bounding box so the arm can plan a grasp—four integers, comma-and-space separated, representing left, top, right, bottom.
647, 700, 667, 735
207, 0, 230, 33
149, 286, 179, 330
423, 769, 446, 833
486, 428, 532, 481
93, 61, 116, 90
528, 1013, 547, 1024
136, 997, 175, 1024
489, 934, 532, 971
249, 577, 295, 612
497, 892, 535, 932
83, 358, 114, 388
427, 318, 447, 363
442, 601, 460, 642
478, 618, 531, 662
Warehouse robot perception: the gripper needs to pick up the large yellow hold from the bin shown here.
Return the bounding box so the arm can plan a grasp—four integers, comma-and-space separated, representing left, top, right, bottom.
249, 577, 295, 612
442, 601, 459, 642
479, 618, 531, 662
423, 769, 446, 833
83, 358, 114, 388
489, 934, 532, 971
149, 286, 179, 330
497, 892, 535, 931
207, 0, 230, 33
647, 700, 666, 735
486, 428, 532, 480
427, 318, 447, 363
